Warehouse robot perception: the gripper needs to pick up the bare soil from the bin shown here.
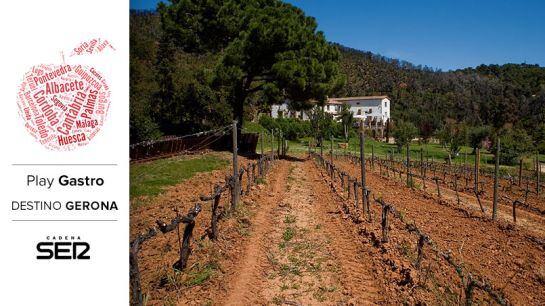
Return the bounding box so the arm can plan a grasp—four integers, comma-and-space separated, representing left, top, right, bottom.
130, 153, 545, 305
334, 158, 545, 305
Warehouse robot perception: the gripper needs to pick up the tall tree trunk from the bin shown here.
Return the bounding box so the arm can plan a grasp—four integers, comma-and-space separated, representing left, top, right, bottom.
233, 80, 248, 142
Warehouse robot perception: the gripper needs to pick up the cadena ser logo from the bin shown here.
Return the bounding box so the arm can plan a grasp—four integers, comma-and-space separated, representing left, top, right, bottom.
36, 235, 90, 260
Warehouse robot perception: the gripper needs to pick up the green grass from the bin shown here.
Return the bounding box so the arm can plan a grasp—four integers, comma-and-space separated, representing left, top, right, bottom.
184, 262, 218, 286
242, 121, 268, 133
245, 120, 543, 174
282, 227, 296, 242
284, 215, 297, 224
130, 155, 229, 200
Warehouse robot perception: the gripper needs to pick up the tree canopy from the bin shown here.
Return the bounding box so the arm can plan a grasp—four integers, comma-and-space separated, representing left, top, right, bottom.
158, 0, 344, 127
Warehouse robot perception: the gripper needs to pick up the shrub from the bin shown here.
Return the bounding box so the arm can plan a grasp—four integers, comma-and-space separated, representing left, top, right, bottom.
393, 120, 418, 152
259, 115, 311, 140
492, 128, 534, 165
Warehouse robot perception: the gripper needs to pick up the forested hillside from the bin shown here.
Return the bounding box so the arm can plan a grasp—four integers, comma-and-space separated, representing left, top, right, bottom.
337, 45, 545, 136
130, 10, 545, 152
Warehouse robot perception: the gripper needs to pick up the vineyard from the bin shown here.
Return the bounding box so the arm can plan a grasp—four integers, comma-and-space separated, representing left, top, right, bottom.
129, 132, 544, 305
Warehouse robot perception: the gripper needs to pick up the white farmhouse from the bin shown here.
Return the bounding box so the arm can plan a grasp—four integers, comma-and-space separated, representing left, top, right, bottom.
271, 96, 390, 123
270, 96, 391, 138
328, 96, 390, 125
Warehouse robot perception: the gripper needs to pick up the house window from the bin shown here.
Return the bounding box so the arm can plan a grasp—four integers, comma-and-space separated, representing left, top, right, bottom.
369, 108, 372, 113
385, 101, 388, 108
357, 109, 362, 115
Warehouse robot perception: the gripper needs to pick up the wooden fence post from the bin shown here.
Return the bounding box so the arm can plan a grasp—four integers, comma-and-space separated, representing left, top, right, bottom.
360, 124, 368, 218
475, 148, 480, 194
371, 144, 375, 171
246, 164, 252, 195
354, 179, 359, 211
330, 136, 334, 165
260, 131, 264, 156
423, 166, 427, 190
434, 177, 441, 199
493, 137, 500, 220
271, 130, 274, 158
365, 189, 371, 221
518, 158, 523, 187
537, 153, 541, 196
232, 121, 239, 212
347, 177, 352, 201
512, 200, 518, 224
454, 175, 460, 205
406, 142, 411, 187
320, 136, 323, 158
420, 148, 424, 189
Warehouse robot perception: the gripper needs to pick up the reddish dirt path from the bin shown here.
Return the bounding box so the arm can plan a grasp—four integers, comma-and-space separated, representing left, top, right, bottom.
222, 159, 291, 305
334, 158, 545, 305
222, 160, 383, 305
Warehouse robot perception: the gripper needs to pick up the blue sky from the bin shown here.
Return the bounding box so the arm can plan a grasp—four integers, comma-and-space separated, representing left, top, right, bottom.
130, 0, 545, 71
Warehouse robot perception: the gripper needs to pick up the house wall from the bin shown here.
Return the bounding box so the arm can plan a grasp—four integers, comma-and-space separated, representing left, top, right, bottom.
271, 103, 310, 120
324, 103, 342, 116
271, 98, 391, 123
271, 103, 288, 118
345, 98, 390, 122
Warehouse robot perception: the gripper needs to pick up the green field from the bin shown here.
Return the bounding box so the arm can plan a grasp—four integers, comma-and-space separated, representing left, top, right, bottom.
130, 155, 229, 201
245, 122, 542, 174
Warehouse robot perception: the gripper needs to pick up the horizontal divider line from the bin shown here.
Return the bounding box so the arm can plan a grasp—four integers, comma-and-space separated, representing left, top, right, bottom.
11, 219, 118, 222
12, 164, 118, 166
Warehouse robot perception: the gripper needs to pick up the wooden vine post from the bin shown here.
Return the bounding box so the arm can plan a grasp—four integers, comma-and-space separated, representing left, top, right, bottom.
278, 130, 282, 157
406, 142, 411, 187
330, 136, 334, 165
271, 130, 274, 158
371, 144, 375, 171
420, 148, 424, 188
434, 177, 441, 199
353, 179, 359, 211
320, 135, 323, 158
232, 121, 239, 211
518, 158, 523, 187
474, 148, 480, 193
513, 199, 518, 223
537, 152, 541, 196
260, 131, 264, 156
493, 137, 500, 220
360, 121, 368, 217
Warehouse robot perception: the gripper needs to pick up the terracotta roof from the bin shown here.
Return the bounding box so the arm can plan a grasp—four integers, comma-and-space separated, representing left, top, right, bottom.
328, 96, 389, 102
